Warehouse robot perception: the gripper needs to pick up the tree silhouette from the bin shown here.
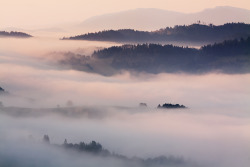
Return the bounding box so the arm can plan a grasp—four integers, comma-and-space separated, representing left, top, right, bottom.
158, 103, 187, 109
0, 87, 4, 92
59, 37, 250, 75
43, 135, 50, 144
0, 31, 32, 38
64, 23, 250, 43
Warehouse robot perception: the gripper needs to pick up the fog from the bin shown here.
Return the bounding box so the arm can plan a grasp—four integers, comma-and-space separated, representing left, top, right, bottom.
0, 36, 250, 167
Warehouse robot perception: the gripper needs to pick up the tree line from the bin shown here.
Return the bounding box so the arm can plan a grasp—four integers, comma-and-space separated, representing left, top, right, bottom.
42, 135, 189, 166
58, 37, 250, 75
63, 23, 250, 43
157, 103, 187, 109
0, 31, 32, 38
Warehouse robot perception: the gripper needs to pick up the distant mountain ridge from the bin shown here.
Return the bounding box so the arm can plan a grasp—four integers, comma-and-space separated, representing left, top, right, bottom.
64, 23, 250, 43
79, 6, 250, 31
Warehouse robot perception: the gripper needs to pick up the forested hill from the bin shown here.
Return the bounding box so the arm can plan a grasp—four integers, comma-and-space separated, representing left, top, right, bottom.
63, 23, 250, 43
0, 31, 32, 38
41, 136, 194, 167
59, 37, 250, 76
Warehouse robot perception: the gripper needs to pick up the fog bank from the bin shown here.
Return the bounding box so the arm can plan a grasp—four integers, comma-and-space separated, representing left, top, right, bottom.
0, 35, 249, 167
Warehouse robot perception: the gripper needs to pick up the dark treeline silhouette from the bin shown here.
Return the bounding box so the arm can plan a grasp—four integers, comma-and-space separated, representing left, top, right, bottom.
59, 37, 250, 76
95, 44, 198, 74
43, 136, 191, 167
63, 23, 250, 43
0, 87, 6, 108
0, 87, 5, 92
62, 139, 110, 155
201, 37, 250, 56
0, 86, 9, 95
43, 135, 50, 144
64, 29, 151, 42
158, 103, 187, 109
0, 31, 32, 38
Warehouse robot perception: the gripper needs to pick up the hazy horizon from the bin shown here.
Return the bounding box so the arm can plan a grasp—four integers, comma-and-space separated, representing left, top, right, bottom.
1, 0, 250, 30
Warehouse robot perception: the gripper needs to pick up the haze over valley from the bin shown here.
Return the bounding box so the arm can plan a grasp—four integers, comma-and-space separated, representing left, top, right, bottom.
0, 1, 250, 167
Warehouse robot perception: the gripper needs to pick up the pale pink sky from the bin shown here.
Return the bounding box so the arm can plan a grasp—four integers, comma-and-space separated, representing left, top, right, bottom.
1, 0, 250, 29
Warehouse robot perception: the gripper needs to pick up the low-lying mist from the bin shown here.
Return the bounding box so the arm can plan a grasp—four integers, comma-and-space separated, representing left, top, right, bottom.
0, 105, 249, 167
0, 36, 249, 167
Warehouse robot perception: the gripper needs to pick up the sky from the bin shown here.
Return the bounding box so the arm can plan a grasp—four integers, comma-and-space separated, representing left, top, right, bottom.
1, 0, 250, 29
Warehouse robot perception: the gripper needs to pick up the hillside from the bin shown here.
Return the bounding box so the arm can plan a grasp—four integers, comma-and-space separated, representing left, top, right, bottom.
64, 23, 250, 43
59, 37, 250, 76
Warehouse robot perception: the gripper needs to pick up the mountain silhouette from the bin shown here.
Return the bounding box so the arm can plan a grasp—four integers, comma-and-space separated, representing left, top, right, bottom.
79, 6, 250, 31
64, 23, 250, 43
